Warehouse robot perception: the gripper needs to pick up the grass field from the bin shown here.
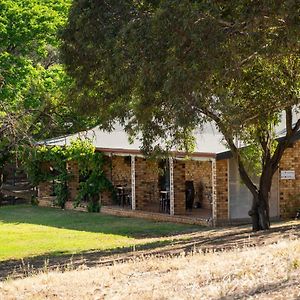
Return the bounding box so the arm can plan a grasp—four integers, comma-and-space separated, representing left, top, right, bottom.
1, 224, 300, 299
0, 205, 200, 261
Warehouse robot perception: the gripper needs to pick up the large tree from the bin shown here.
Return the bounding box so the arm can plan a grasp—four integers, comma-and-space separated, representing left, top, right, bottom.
0, 0, 99, 174
61, 0, 300, 230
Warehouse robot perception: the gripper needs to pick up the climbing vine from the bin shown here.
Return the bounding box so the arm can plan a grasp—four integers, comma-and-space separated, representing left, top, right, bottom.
22, 139, 114, 211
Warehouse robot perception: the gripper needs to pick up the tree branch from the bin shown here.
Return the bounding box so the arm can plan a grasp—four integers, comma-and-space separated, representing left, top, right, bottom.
195, 105, 259, 197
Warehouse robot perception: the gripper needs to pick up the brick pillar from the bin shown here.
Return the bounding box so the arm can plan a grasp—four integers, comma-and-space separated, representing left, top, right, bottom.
101, 156, 114, 206
131, 155, 136, 210
173, 159, 186, 215
135, 157, 146, 210
66, 160, 79, 201
38, 181, 52, 198
169, 158, 174, 215
215, 159, 229, 224
135, 157, 159, 211
38, 162, 52, 198
211, 159, 217, 222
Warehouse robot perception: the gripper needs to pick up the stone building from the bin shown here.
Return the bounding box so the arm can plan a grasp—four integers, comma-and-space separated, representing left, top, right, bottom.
38, 125, 300, 226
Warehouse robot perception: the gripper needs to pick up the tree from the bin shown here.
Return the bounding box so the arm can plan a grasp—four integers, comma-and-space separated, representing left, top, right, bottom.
61, 0, 300, 230
0, 0, 99, 176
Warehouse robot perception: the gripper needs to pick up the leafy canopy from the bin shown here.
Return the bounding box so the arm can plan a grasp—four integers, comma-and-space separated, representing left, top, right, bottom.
62, 0, 300, 158
0, 0, 99, 168
62, 0, 300, 230
22, 139, 113, 211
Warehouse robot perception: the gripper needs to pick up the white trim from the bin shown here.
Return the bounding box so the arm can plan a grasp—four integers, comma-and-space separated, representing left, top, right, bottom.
211, 158, 217, 223
131, 155, 136, 210
169, 157, 175, 215
175, 156, 214, 162
102, 152, 214, 160
277, 169, 280, 217
227, 159, 230, 220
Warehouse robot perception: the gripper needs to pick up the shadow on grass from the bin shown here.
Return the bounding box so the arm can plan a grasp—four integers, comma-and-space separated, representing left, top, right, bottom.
1, 219, 300, 282
0, 205, 205, 238
0, 239, 172, 281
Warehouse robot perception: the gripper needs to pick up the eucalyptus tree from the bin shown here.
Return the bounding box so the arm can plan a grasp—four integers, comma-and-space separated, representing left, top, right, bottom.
62, 0, 300, 230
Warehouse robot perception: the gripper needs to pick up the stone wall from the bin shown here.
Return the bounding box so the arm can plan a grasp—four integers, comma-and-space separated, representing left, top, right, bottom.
279, 140, 300, 218
185, 160, 212, 209
215, 159, 229, 222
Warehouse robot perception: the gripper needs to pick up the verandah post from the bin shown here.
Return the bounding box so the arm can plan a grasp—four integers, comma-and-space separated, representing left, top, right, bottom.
169, 157, 174, 216
131, 155, 136, 210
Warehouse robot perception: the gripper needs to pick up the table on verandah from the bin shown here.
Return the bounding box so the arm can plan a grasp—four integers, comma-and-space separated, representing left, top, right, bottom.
116, 186, 131, 207
159, 190, 170, 214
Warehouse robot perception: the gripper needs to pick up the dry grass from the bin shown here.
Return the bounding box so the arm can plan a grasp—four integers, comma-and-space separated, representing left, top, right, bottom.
1, 235, 300, 299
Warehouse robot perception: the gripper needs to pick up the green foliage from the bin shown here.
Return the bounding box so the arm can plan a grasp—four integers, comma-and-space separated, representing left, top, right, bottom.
62, 1, 299, 229
61, 0, 300, 153
22, 139, 113, 211
22, 145, 67, 185
74, 151, 115, 211
0, 0, 100, 172
87, 195, 101, 213
30, 195, 39, 206
53, 182, 69, 209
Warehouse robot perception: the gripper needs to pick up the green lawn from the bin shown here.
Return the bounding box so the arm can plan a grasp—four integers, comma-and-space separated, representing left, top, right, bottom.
0, 205, 200, 261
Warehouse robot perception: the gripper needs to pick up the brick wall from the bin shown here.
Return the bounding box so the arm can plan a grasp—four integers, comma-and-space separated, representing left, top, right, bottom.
215, 159, 229, 222
215, 142, 300, 222
37, 153, 223, 223
38, 181, 52, 198
279, 140, 300, 218
185, 160, 212, 209
111, 156, 131, 186
100, 155, 132, 206
173, 160, 186, 215
66, 160, 80, 201
100, 156, 113, 205
135, 157, 159, 211
38, 162, 53, 198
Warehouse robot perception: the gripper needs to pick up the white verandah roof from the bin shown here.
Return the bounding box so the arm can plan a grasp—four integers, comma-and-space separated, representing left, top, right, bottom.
39, 124, 228, 159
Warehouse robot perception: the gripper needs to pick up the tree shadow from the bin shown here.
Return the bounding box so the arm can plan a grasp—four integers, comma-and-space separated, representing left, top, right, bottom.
0, 239, 172, 281
1, 218, 299, 282
1, 205, 300, 283
0, 205, 204, 238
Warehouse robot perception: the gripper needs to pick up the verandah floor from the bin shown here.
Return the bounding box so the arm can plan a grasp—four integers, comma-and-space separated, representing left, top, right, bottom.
101, 205, 212, 227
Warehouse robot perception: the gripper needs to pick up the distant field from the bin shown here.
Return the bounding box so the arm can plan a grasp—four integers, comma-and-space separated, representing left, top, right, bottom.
1, 228, 300, 299
0, 205, 200, 261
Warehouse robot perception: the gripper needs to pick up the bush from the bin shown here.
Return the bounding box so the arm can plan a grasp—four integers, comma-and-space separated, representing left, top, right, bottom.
31, 195, 39, 206
54, 182, 69, 209
87, 194, 101, 213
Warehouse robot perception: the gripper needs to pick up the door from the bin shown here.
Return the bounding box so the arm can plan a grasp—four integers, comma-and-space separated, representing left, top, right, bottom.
229, 158, 280, 219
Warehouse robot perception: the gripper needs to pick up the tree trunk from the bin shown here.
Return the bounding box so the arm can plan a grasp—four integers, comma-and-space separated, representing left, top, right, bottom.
249, 197, 270, 231
249, 178, 271, 231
